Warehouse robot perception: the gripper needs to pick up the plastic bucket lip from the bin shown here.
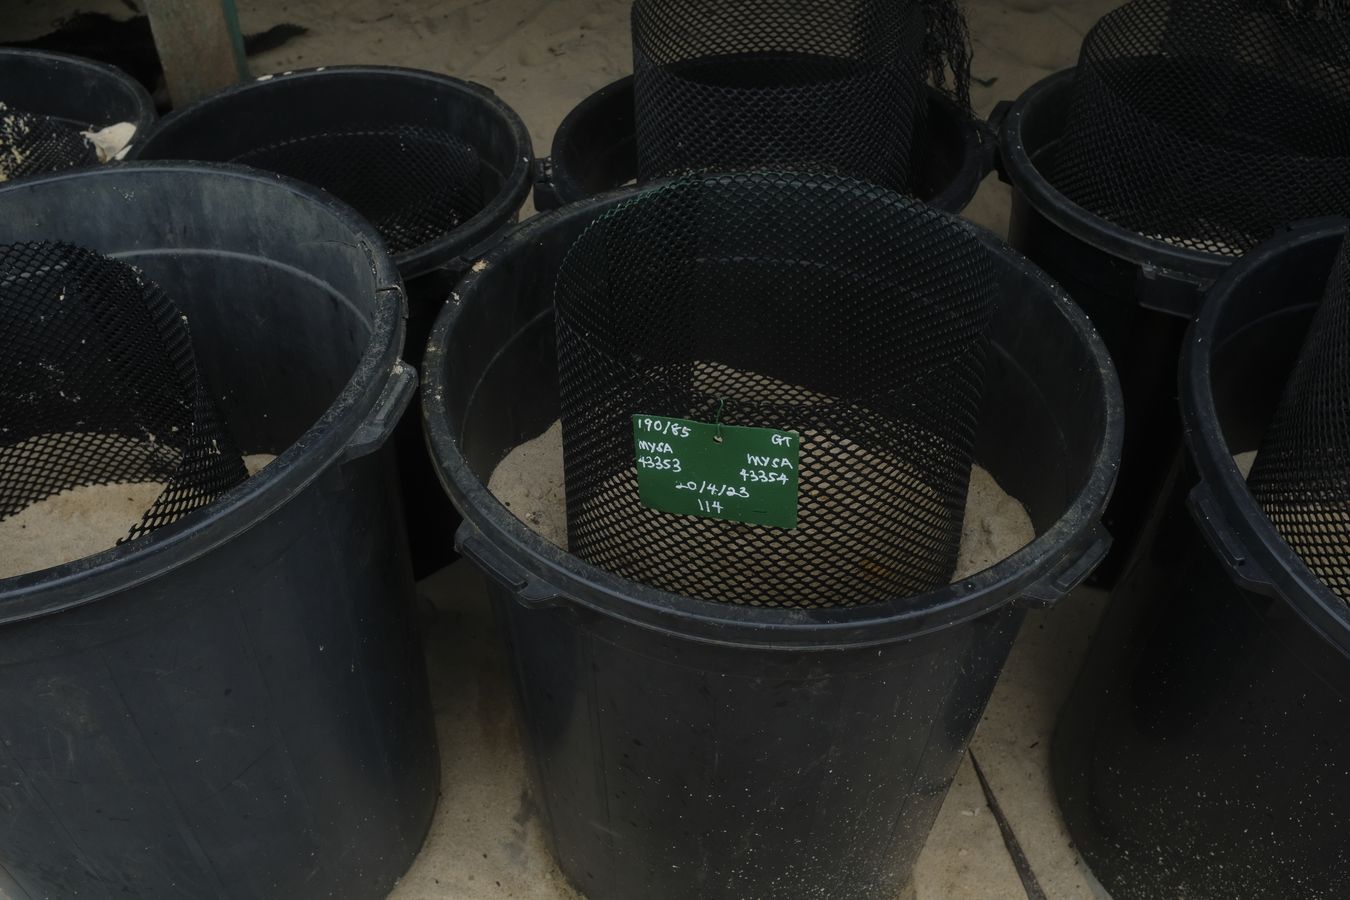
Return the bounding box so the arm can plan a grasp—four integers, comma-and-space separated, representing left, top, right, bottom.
0, 47, 157, 137
0, 161, 406, 625
1181, 218, 1350, 659
542, 74, 991, 214
131, 65, 535, 281
997, 66, 1235, 291
422, 183, 1125, 651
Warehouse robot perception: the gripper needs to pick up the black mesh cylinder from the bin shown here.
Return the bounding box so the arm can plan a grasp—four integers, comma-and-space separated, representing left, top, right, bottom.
232, 125, 485, 256
631, 0, 934, 188
0, 104, 97, 182
553, 172, 1000, 608
1249, 237, 1350, 603
1052, 0, 1350, 256
0, 241, 246, 543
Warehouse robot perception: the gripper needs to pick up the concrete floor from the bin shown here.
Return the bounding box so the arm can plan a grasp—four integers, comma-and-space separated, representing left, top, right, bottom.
390, 563, 1113, 900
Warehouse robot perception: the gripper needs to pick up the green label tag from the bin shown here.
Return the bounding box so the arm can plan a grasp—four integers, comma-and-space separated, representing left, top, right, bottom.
632, 415, 800, 529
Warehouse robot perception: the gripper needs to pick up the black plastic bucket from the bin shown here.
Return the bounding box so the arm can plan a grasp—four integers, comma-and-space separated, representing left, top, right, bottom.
422, 187, 1123, 900
994, 68, 1234, 584
0, 163, 438, 900
1053, 220, 1350, 900
1, 48, 157, 162
132, 66, 534, 577
533, 76, 991, 214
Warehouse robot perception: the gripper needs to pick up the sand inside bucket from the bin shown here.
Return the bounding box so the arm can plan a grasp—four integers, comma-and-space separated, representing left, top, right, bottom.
488, 419, 1035, 587
0, 453, 275, 580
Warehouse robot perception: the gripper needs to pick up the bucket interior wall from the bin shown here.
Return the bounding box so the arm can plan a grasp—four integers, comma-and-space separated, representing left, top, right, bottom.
0, 172, 372, 454
437, 202, 1112, 900
0, 168, 437, 900
0, 50, 155, 133
1053, 232, 1350, 900
137, 75, 518, 221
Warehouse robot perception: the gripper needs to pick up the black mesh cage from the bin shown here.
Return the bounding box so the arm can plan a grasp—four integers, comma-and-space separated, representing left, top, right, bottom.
0, 241, 247, 545
630, 0, 972, 190
0, 103, 97, 182
1051, 0, 1350, 257
553, 172, 1000, 609
1249, 237, 1350, 603
231, 124, 486, 256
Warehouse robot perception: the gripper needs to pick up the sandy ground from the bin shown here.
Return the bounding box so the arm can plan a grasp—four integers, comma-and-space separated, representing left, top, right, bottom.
1, 1, 1125, 898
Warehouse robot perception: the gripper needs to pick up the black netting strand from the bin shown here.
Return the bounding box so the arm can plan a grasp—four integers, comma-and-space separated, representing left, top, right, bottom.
231, 124, 487, 256
553, 172, 999, 609
0, 241, 246, 542
1250, 237, 1350, 603
630, 0, 971, 190
0, 103, 97, 182
1052, 0, 1350, 256
920, 0, 975, 111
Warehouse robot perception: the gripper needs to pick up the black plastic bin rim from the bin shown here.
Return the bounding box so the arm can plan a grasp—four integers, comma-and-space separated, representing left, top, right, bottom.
1, 47, 157, 134
543, 75, 991, 214
996, 67, 1233, 300
132, 65, 535, 281
0, 161, 409, 627
422, 184, 1124, 652
1181, 218, 1350, 660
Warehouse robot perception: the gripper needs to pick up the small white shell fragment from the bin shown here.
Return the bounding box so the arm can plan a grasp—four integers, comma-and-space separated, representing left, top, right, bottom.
81, 122, 138, 163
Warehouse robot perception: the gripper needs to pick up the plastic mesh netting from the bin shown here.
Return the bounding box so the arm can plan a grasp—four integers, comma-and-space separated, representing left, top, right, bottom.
553, 172, 999, 608
0, 241, 246, 543
630, 0, 972, 190
0, 103, 97, 182
1250, 237, 1350, 603
1052, 0, 1350, 257
232, 125, 487, 256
